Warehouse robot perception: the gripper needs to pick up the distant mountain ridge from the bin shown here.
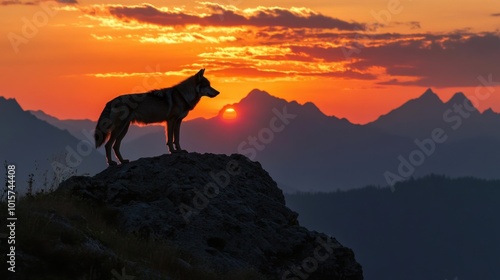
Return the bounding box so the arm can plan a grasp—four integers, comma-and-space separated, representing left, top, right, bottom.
286, 175, 500, 280
29, 110, 164, 145
367, 88, 489, 138
11, 88, 500, 192
0, 97, 106, 194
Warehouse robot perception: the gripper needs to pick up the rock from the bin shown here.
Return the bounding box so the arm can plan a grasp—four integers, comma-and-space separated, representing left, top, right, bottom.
57, 153, 363, 279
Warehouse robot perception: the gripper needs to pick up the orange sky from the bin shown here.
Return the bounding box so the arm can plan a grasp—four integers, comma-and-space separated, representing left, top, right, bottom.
1, 0, 499, 124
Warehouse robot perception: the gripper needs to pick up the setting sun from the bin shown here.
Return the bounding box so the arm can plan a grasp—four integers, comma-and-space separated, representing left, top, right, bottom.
222, 107, 237, 120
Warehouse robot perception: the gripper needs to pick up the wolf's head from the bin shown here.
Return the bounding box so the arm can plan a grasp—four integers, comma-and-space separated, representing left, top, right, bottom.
196, 69, 220, 98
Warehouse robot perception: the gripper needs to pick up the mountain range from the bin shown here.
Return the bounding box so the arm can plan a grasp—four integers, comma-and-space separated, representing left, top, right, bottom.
3, 88, 500, 193
0, 97, 105, 194
286, 175, 500, 280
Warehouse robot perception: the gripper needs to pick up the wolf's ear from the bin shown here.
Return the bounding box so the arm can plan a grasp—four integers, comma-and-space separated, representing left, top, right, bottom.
197, 68, 205, 81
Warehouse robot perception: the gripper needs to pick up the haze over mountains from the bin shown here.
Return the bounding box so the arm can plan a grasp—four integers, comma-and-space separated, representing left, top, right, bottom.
0, 97, 105, 194
3, 88, 500, 193
286, 175, 500, 280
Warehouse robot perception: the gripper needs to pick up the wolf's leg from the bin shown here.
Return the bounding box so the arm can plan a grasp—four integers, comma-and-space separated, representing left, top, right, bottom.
166, 120, 176, 153
105, 121, 128, 165
105, 138, 117, 166
173, 119, 187, 153
113, 122, 130, 164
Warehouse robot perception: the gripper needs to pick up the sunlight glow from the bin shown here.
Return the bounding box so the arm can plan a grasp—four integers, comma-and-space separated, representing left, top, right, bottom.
222, 108, 237, 120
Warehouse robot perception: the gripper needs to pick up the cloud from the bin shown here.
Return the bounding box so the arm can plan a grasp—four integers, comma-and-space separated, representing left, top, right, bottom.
350, 33, 500, 87
0, 0, 35, 5
56, 0, 77, 4
137, 33, 238, 44
254, 31, 500, 86
98, 3, 364, 30
79, 3, 499, 86
394, 21, 421, 29
87, 69, 193, 78
0, 0, 77, 5
491, 13, 500, 17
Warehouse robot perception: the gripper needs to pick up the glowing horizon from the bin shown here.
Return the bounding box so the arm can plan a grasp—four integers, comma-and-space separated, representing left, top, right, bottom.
1, 0, 499, 124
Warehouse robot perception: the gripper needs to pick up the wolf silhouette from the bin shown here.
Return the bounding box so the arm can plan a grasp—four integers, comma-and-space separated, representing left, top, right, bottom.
94, 69, 219, 165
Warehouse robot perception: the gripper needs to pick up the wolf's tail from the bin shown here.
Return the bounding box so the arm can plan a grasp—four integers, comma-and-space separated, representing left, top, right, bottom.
94, 101, 113, 148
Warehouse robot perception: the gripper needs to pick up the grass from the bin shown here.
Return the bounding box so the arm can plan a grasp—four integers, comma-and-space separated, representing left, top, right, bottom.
0, 191, 268, 280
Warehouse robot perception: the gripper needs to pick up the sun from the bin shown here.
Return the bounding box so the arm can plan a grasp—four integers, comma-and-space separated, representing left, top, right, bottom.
222, 107, 237, 120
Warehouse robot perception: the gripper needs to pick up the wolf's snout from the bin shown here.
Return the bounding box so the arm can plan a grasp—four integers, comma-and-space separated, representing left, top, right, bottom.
210, 88, 220, 97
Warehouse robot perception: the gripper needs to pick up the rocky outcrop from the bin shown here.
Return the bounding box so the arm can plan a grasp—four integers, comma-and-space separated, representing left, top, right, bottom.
56, 153, 363, 279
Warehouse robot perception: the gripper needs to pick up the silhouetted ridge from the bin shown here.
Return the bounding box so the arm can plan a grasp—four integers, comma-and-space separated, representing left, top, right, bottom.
409, 88, 442, 106
303, 101, 327, 117
54, 153, 363, 279
235, 89, 339, 122
238, 88, 287, 106
445, 92, 477, 109
483, 108, 496, 116
369, 88, 444, 126
0, 96, 24, 116
421, 88, 438, 98
286, 175, 500, 280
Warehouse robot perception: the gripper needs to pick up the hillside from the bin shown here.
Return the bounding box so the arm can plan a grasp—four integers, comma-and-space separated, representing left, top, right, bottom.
0, 97, 106, 194
0, 153, 363, 279
286, 175, 500, 280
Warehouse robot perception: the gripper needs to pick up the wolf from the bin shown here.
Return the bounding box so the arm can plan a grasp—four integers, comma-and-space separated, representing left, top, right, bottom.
94, 69, 219, 165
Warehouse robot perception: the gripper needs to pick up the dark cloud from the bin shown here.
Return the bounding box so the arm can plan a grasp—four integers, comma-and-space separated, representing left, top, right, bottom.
279, 32, 500, 87
289, 45, 347, 62
106, 4, 364, 30
56, 0, 77, 4
208, 66, 376, 80
210, 67, 288, 78
108, 4, 198, 26
245, 8, 364, 30
351, 33, 500, 87
88, 3, 499, 86
0, 0, 35, 5
0, 0, 77, 5
393, 21, 421, 29
303, 70, 378, 80
491, 13, 500, 17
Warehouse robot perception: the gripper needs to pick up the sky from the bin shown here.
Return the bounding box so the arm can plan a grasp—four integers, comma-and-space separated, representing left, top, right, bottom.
1, 0, 499, 124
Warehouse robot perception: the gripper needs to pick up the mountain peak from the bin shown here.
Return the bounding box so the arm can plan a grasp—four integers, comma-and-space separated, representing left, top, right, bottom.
248, 88, 271, 97
369, 88, 444, 129
232, 89, 337, 123
0, 96, 23, 113
423, 88, 436, 95
419, 88, 440, 102
240, 88, 286, 105
446, 92, 481, 112
483, 108, 496, 116
217, 89, 287, 120
400, 88, 443, 109
446, 92, 472, 105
